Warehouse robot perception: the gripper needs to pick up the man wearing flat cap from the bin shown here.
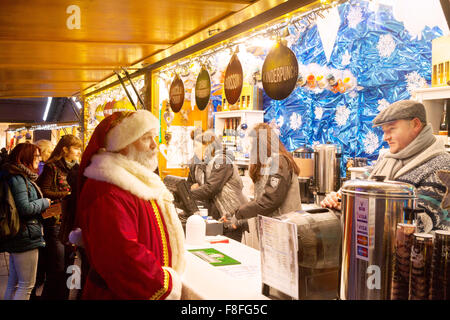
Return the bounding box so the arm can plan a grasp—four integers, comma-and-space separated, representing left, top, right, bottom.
322, 100, 450, 233
75, 110, 185, 299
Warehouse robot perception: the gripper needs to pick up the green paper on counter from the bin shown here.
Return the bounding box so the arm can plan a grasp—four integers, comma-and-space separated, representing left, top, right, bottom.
188, 248, 241, 266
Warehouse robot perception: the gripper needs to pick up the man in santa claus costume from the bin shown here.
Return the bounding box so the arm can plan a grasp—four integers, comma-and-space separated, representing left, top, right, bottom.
76, 110, 185, 299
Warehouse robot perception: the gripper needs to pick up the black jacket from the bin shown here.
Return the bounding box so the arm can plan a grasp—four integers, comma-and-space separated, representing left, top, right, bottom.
187, 154, 234, 220
235, 155, 293, 220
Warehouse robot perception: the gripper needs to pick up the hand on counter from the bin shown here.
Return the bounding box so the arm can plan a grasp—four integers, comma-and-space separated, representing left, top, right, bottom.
219, 215, 237, 230
320, 191, 342, 211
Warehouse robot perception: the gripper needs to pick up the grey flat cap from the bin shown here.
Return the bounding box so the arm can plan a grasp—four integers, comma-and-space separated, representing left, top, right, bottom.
372, 100, 426, 127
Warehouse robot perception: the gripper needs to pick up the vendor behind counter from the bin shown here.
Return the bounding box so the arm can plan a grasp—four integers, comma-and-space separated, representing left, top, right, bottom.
231, 123, 302, 249
186, 129, 247, 241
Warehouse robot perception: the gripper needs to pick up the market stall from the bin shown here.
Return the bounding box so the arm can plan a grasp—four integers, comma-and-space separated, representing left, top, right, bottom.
5, 122, 80, 151
76, 0, 450, 301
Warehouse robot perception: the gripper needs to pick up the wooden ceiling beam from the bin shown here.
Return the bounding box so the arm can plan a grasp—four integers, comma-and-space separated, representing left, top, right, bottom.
0, 65, 142, 70
0, 80, 99, 84
0, 38, 174, 46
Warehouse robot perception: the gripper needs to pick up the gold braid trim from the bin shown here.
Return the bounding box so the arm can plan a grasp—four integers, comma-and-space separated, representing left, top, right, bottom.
150, 200, 169, 266
148, 200, 170, 300
149, 268, 170, 300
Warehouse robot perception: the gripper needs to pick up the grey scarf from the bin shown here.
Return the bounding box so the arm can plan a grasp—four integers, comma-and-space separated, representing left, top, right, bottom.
370, 124, 445, 180
10, 163, 44, 198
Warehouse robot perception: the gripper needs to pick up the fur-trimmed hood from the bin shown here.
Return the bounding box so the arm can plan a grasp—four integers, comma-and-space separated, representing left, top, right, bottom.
83, 150, 185, 274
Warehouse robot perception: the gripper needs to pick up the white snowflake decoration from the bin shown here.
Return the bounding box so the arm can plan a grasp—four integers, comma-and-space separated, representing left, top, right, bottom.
290, 113, 302, 130
377, 34, 396, 58
314, 107, 324, 120
276, 116, 284, 128
377, 99, 390, 112
364, 131, 379, 154
335, 105, 351, 127
347, 6, 363, 29
342, 51, 351, 66
405, 71, 427, 94
348, 90, 358, 99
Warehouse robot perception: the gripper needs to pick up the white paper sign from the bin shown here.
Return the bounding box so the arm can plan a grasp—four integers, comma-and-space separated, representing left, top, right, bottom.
165, 125, 194, 169
258, 215, 299, 299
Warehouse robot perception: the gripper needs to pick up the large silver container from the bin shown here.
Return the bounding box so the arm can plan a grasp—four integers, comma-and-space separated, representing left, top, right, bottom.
313, 144, 341, 196
339, 179, 417, 300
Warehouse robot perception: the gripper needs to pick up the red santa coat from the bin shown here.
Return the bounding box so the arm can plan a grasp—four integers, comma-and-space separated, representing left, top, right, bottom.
78, 151, 185, 300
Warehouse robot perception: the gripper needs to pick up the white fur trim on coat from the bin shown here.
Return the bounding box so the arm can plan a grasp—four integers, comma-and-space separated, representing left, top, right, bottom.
105, 110, 159, 152
83, 151, 186, 275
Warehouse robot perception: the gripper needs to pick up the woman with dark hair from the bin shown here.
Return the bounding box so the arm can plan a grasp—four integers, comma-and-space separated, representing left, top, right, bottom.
36, 134, 82, 300
230, 123, 302, 249
1, 143, 51, 300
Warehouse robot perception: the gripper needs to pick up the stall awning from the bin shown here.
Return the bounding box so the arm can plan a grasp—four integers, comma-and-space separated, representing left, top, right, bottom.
0, 0, 260, 98
0, 0, 319, 99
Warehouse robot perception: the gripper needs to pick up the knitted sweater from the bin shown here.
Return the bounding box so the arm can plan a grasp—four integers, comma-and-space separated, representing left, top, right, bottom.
396, 152, 450, 233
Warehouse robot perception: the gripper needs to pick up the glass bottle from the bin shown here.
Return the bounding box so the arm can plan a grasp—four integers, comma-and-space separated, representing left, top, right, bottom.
439, 100, 448, 136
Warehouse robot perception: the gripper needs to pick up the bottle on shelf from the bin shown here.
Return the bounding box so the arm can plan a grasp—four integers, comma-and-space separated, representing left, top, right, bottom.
240, 96, 245, 110
235, 117, 240, 146
223, 98, 228, 111
439, 100, 448, 136
222, 119, 227, 144
230, 118, 235, 145
226, 119, 231, 144
246, 95, 251, 110
445, 61, 449, 85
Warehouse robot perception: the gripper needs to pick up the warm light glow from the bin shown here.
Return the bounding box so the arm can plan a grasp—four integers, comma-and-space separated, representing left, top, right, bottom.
43, 97, 53, 121
72, 96, 82, 109
246, 37, 276, 49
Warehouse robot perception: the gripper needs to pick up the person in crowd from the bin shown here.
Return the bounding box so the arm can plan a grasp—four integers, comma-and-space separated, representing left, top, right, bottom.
0, 147, 8, 168
228, 123, 302, 249
76, 110, 185, 299
0, 143, 51, 300
321, 100, 450, 233
36, 134, 82, 300
187, 128, 248, 241
58, 158, 86, 300
34, 140, 55, 175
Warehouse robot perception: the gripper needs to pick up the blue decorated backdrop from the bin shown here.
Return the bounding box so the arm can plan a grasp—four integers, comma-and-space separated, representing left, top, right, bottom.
263, 1, 444, 176
171, 0, 445, 176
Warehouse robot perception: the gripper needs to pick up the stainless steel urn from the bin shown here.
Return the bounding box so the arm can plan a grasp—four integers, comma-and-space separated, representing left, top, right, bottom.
339, 178, 417, 300
312, 144, 341, 204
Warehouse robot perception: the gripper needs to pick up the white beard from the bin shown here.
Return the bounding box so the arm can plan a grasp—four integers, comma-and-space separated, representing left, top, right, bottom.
127, 144, 158, 172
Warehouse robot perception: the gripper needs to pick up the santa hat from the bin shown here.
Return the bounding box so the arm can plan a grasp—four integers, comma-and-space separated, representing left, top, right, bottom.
77, 110, 159, 202
105, 110, 159, 152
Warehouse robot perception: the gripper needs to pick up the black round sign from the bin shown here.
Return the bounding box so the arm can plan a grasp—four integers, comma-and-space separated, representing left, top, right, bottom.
195, 67, 211, 111
224, 53, 243, 105
262, 42, 298, 100
169, 75, 185, 113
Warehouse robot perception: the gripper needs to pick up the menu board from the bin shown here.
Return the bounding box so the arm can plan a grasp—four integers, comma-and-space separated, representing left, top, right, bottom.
258, 215, 299, 299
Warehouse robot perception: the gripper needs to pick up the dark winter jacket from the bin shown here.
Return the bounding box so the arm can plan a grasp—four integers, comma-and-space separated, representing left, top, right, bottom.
187, 152, 246, 220
0, 166, 49, 253
37, 158, 73, 226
